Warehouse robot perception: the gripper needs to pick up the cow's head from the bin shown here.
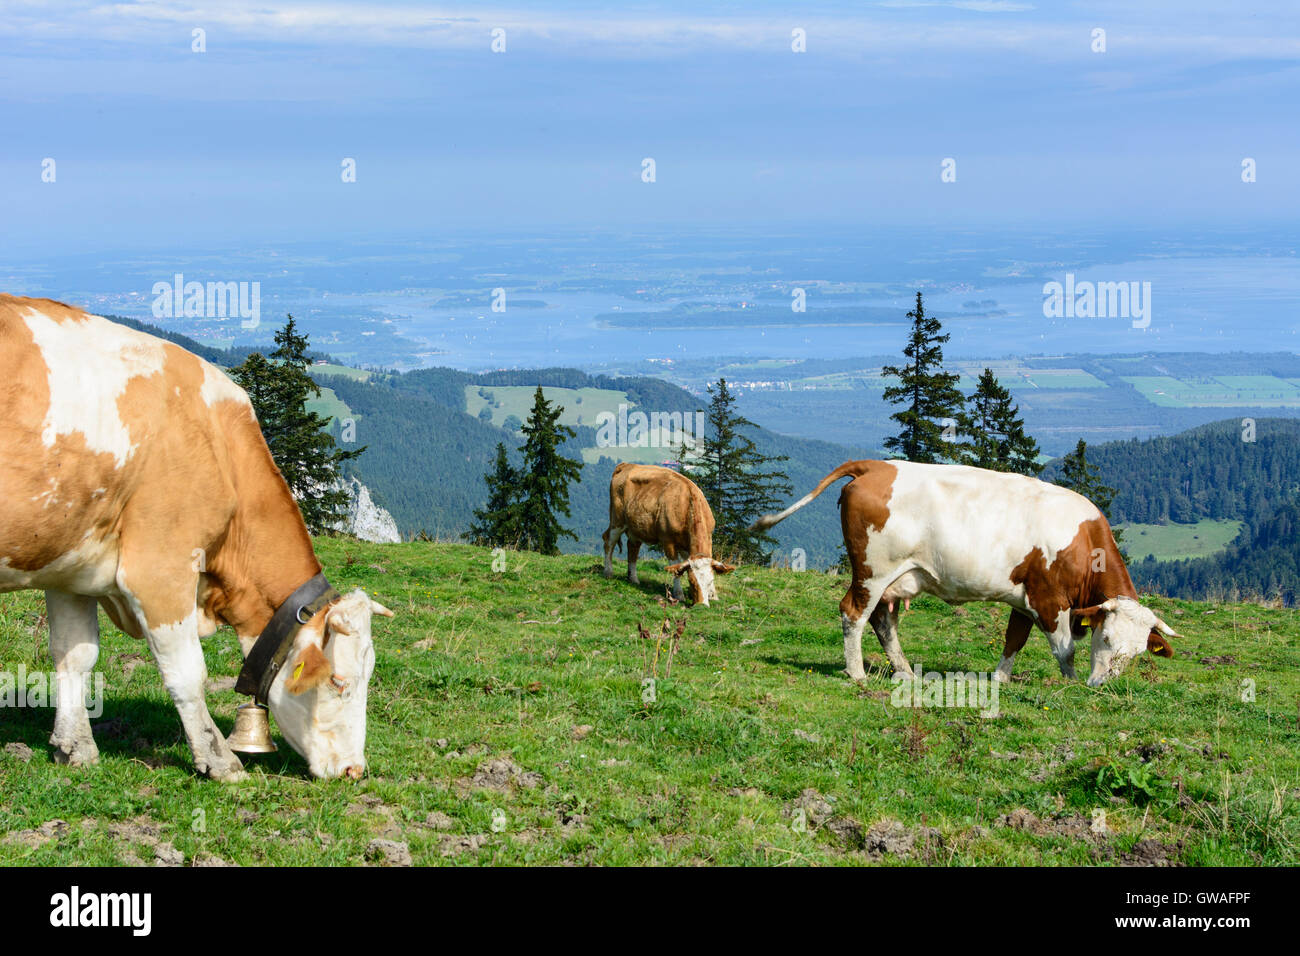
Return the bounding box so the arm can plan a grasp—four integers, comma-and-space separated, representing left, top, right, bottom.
666, 556, 735, 606
265, 589, 393, 778
1075, 596, 1177, 686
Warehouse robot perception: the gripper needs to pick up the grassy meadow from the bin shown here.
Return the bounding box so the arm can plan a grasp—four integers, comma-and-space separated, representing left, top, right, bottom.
1121, 519, 1245, 562
1, 538, 1297, 866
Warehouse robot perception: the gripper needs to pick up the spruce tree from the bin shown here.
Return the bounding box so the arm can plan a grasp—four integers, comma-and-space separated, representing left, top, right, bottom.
680, 378, 792, 564
881, 291, 967, 463
464, 442, 523, 547
960, 368, 1042, 475
516, 387, 583, 555
232, 315, 363, 534
1056, 439, 1125, 554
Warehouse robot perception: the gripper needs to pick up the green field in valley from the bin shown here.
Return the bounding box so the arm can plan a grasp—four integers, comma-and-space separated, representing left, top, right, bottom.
1, 539, 1296, 866
464, 384, 696, 466
464, 384, 630, 430
1121, 519, 1245, 563
1123, 376, 1300, 408
305, 385, 354, 427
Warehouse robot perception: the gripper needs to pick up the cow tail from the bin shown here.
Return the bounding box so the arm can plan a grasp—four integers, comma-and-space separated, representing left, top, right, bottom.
749, 460, 875, 531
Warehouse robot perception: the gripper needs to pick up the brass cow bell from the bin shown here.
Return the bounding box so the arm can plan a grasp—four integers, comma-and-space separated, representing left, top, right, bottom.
227, 703, 277, 754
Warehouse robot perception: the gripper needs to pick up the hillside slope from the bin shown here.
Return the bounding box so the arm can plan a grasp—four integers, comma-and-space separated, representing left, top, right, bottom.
1, 540, 1296, 866
322, 367, 873, 565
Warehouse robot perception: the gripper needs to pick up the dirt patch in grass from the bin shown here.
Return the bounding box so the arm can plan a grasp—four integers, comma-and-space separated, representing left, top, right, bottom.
3, 819, 69, 849
3, 742, 33, 763
468, 758, 544, 794
1119, 838, 1184, 867
996, 807, 1101, 842
365, 839, 411, 867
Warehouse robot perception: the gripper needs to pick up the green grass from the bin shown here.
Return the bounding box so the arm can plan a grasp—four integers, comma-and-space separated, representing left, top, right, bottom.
1121, 519, 1245, 562
1123, 376, 1300, 408
466, 384, 694, 465
2, 539, 1297, 866
304, 385, 353, 426
312, 364, 372, 382
464, 385, 632, 430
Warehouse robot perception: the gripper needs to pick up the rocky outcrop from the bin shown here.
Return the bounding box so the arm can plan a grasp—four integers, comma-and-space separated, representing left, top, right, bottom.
336, 476, 401, 543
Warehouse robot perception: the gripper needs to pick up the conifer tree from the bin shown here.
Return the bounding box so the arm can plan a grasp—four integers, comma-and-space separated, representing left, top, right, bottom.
232, 315, 363, 534
680, 379, 792, 564
516, 387, 583, 555
960, 368, 1042, 475
464, 442, 523, 547
1056, 438, 1125, 554
881, 291, 967, 463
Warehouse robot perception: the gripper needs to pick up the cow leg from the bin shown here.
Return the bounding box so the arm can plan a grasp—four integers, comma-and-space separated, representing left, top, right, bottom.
1046, 612, 1077, 679
46, 591, 101, 766
868, 600, 912, 678
994, 609, 1034, 683
141, 610, 246, 781
602, 527, 619, 578
118, 575, 246, 782
839, 577, 894, 681
627, 540, 643, 585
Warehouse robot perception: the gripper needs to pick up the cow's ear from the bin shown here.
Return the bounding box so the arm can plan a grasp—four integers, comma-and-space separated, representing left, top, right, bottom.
285, 642, 332, 695
665, 562, 688, 576
711, 561, 736, 574
369, 599, 394, 619
1147, 630, 1174, 658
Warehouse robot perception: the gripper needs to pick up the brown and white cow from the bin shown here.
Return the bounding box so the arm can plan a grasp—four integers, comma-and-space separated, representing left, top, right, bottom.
602, 463, 734, 606
754, 459, 1178, 685
0, 295, 392, 780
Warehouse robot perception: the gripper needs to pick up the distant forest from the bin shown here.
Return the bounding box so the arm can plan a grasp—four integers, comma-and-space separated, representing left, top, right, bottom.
1041, 418, 1300, 605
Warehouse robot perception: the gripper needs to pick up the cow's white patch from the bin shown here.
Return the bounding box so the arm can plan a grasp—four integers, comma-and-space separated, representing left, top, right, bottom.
1087, 597, 1161, 686
23, 309, 168, 468
265, 590, 379, 779
200, 360, 249, 408
868, 463, 1100, 613
688, 556, 717, 606
0, 533, 119, 596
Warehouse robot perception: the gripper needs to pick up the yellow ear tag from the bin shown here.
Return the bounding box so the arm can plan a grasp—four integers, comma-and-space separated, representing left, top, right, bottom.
293, 661, 305, 681
1079, 616, 1091, 627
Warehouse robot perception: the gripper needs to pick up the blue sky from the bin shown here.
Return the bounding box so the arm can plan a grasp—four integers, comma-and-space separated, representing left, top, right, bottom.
2, 1, 1297, 254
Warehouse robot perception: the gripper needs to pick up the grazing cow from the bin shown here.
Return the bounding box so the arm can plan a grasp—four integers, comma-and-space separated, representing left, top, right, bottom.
0, 295, 393, 780
753, 460, 1177, 686
602, 463, 734, 605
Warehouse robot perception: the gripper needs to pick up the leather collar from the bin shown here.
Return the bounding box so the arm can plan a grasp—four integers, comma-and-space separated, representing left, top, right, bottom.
235, 573, 340, 705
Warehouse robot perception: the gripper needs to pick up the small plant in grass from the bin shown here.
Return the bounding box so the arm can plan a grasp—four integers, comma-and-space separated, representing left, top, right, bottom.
902, 709, 931, 759
639, 617, 686, 683
1093, 759, 1167, 805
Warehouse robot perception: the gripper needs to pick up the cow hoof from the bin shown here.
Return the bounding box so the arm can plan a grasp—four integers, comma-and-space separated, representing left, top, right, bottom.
201, 754, 247, 782
992, 671, 1011, 684
207, 766, 248, 783
51, 742, 100, 767
844, 668, 868, 682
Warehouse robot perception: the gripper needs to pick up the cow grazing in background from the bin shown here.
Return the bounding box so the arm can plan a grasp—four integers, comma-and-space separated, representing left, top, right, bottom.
0, 295, 392, 780
603, 463, 734, 606
753, 459, 1177, 685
